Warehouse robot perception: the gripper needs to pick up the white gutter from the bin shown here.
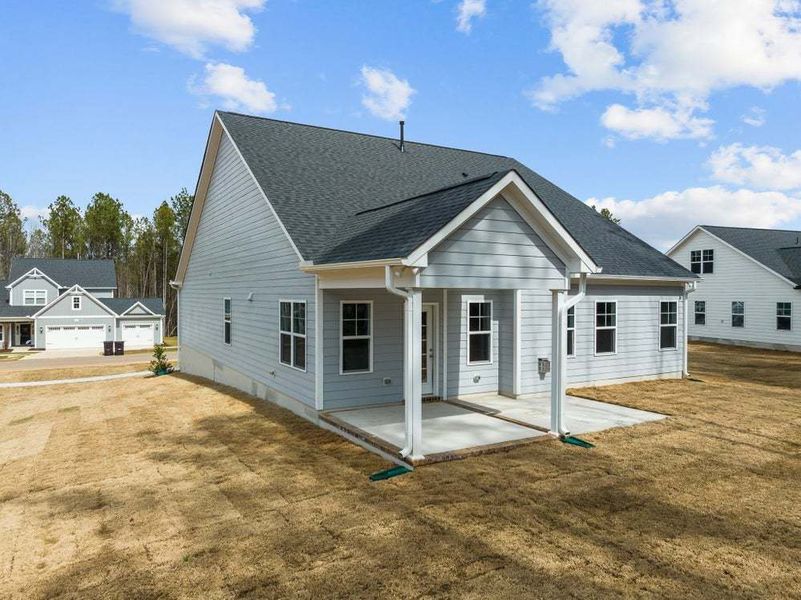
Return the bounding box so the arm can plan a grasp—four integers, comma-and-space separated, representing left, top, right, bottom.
550, 272, 587, 436
385, 266, 413, 458
682, 281, 697, 377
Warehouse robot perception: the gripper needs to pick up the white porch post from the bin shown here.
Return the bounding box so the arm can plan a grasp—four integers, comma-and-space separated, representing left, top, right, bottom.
550, 288, 567, 435
513, 289, 522, 397
402, 288, 424, 460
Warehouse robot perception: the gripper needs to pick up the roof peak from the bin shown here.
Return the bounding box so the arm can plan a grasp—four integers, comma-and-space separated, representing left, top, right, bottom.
216, 110, 512, 160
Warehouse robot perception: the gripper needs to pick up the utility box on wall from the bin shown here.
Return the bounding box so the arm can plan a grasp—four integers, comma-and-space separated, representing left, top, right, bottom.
538, 358, 551, 375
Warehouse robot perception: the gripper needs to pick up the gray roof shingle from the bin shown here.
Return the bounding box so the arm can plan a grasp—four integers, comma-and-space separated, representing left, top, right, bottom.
702, 225, 801, 286
99, 298, 164, 315
8, 258, 117, 288
218, 111, 694, 279
0, 304, 34, 318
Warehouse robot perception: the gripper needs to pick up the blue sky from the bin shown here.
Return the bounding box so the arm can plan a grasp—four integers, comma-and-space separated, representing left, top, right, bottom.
2, 0, 801, 249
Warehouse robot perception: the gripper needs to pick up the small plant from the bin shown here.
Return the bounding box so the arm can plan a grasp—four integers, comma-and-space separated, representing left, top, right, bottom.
150, 344, 173, 375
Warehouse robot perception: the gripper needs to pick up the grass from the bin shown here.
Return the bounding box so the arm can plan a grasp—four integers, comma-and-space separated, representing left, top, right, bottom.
0, 353, 25, 361
0, 342, 799, 598
0, 363, 151, 383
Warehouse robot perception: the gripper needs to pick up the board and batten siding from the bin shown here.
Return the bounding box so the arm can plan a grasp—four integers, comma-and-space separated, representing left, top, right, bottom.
180, 132, 317, 406
669, 229, 801, 350
420, 197, 566, 289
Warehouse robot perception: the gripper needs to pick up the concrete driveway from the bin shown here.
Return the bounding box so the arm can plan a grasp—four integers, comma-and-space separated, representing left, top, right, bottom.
0, 348, 178, 373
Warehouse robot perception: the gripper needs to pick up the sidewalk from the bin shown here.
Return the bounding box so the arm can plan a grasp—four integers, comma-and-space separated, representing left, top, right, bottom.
0, 350, 178, 373
0, 370, 152, 388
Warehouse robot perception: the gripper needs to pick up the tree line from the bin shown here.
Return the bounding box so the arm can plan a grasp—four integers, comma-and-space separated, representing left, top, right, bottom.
0, 188, 193, 336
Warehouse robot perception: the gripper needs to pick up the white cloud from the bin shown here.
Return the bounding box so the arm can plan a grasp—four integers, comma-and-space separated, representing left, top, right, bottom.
531, 0, 801, 140
741, 106, 767, 127
708, 144, 801, 191
601, 102, 713, 141
114, 0, 265, 58
456, 0, 486, 33
359, 66, 416, 121
20, 205, 48, 223
191, 62, 277, 113
588, 186, 801, 250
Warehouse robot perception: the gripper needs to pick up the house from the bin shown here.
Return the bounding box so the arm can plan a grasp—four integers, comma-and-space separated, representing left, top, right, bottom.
668, 225, 801, 352
173, 111, 696, 463
1, 258, 165, 351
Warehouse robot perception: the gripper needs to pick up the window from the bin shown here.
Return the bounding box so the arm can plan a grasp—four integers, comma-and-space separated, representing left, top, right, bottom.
467, 301, 492, 364
595, 302, 617, 354
279, 301, 306, 370
341, 302, 371, 373
223, 298, 231, 344
694, 300, 706, 325
660, 301, 678, 350
777, 302, 792, 331
690, 249, 714, 274
23, 290, 47, 306
72, 296, 82, 311
566, 306, 575, 357
732, 301, 744, 328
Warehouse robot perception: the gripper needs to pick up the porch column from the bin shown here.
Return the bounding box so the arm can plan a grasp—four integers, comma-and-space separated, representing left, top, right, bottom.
550, 289, 567, 435
403, 288, 424, 460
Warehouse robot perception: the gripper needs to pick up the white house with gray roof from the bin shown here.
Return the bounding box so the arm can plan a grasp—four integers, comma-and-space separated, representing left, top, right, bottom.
1, 258, 164, 351
173, 111, 697, 464
668, 225, 801, 352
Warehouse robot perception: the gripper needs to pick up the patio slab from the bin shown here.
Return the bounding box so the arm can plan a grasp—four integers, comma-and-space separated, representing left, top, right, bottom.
322, 401, 546, 464
452, 393, 666, 435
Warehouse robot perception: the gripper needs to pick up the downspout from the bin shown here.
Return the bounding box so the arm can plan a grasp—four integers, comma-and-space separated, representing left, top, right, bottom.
385, 266, 413, 458
682, 281, 696, 377
169, 280, 182, 370
551, 272, 587, 437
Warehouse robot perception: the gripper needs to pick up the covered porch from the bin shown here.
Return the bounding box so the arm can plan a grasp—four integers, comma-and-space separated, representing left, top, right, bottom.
0, 319, 35, 351
320, 393, 665, 466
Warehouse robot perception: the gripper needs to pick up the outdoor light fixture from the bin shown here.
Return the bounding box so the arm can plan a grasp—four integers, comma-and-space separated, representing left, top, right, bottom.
107, 325, 111, 332
39, 326, 43, 334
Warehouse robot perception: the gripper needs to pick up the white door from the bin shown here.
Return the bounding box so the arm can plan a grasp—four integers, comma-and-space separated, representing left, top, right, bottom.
46, 325, 105, 349
421, 304, 438, 396
121, 323, 155, 348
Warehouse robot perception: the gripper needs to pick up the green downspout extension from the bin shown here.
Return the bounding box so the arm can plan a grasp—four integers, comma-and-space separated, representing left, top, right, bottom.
560, 435, 595, 448
369, 465, 412, 481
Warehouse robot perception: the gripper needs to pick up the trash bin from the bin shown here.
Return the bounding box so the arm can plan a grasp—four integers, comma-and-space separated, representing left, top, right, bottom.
103, 341, 114, 356
114, 341, 125, 356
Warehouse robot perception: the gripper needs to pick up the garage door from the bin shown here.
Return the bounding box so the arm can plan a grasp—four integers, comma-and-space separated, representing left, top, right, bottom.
121, 323, 155, 348
46, 325, 106, 350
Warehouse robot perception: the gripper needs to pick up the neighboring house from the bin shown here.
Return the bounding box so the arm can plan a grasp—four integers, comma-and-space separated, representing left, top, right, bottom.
1, 258, 164, 351
173, 111, 696, 461
668, 225, 801, 352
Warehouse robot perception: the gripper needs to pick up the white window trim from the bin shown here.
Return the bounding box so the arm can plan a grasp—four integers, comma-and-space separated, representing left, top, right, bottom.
223, 297, 232, 345
659, 300, 678, 352
279, 299, 307, 373
777, 302, 792, 332
340, 300, 373, 375
594, 300, 618, 356
466, 300, 493, 366
694, 300, 706, 326
566, 305, 576, 358
690, 249, 714, 274
23, 289, 47, 306
731, 301, 745, 328
72, 295, 82, 311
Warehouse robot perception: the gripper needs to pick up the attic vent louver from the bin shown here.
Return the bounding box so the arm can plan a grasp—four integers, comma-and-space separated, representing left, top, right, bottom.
399, 120, 405, 153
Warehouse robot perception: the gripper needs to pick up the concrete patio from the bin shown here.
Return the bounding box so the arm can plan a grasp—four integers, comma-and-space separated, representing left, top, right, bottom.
322, 394, 665, 465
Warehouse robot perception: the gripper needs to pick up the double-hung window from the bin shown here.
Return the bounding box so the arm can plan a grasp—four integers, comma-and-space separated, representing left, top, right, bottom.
279, 301, 306, 370
595, 301, 616, 354
467, 301, 492, 364
694, 300, 706, 325
72, 296, 82, 311
23, 290, 47, 306
731, 301, 745, 328
566, 306, 576, 357
690, 249, 714, 274
341, 301, 372, 373
223, 298, 232, 344
660, 301, 678, 350
777, 302, 792, 331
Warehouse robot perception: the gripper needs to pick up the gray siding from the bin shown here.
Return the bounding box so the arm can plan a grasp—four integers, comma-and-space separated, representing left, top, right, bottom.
420, 197, 565, 289
9, 276, 59, 306
36, 291, 115, 318
669, 229, 801, 350
180, 133, 317, 406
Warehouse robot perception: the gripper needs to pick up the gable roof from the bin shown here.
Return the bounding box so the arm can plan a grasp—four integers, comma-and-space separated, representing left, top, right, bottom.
100, 298, 164, 315
8, 258, 117, 289
190, 111, 693, 279
700, 225, 801, 286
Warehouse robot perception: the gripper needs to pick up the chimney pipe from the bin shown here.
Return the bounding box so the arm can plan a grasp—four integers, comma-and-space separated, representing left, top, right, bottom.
399, 120, 405, 153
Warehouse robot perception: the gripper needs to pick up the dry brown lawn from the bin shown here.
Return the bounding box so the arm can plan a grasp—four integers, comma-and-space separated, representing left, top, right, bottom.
0, 342, 799, 598
0, 364, 150, 384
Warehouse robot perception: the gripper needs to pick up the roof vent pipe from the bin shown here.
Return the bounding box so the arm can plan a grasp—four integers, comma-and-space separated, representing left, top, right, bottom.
399, 120, 405, 153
